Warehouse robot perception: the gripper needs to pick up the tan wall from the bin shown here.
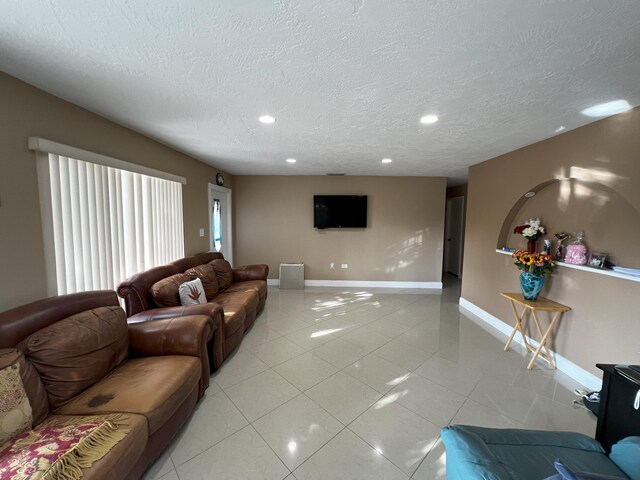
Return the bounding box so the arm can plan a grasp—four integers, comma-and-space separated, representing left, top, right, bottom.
0, 72, 232, 311
462, 107, 640, 376
233, 176, 446, 283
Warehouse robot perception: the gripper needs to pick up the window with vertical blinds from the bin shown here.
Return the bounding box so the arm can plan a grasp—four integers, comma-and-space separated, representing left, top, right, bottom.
34, 142, 185, 295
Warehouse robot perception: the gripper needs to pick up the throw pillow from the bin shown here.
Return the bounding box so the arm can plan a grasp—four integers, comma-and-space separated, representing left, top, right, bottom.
179, 278, 206, 305
545, 459, 627, 480
0, 362, 33, 444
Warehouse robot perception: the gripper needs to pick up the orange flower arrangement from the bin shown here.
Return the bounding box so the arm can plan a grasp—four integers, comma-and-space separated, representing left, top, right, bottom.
512, 250, 555, 276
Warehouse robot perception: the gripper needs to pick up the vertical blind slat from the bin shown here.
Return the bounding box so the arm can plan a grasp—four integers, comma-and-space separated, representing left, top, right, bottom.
46, 153, 184, 294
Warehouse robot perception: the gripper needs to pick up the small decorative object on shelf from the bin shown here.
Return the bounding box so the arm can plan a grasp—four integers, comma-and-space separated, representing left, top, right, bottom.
553, 232, 571, 261
543, 239, 552, 254
511, 250, 555, 300
565, 231, 588, 265
589, 252, 607, 269
514, 218, 546, 253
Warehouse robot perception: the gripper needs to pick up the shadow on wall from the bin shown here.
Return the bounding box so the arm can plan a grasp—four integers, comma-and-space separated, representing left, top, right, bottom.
498, 173, 640, 268
378, 228, 430, 275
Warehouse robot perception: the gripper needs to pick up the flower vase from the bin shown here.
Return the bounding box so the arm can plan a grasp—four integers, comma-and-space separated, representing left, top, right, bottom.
527, 240, 536, 254
519, 272, 545, 301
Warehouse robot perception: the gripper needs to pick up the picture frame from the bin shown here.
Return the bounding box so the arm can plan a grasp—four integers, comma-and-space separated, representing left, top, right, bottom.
588, 252, 607, 269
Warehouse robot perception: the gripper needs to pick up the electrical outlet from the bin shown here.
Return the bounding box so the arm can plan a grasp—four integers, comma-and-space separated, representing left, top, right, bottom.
330, 263, 335, 269
341, 263, 348, 269
199, 228, 205, 237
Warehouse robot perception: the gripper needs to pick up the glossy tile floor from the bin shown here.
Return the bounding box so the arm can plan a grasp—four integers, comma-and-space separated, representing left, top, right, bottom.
144, 276, 596, 480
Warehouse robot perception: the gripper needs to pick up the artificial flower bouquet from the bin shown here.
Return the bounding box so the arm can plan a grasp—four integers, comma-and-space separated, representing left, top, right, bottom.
514, 218, 545, 241
512, 250, 555, 276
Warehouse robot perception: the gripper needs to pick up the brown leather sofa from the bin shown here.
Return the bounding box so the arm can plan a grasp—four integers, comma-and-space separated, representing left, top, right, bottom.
117, 252, 269, 369
0, 290, 214, 480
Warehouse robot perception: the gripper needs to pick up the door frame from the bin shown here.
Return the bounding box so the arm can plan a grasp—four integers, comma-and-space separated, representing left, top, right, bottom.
208, 183, 233, 265
443, 195, 465, 277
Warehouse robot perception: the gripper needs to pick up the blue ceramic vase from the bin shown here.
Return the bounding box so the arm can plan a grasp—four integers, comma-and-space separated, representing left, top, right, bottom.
519, 272, 545, 301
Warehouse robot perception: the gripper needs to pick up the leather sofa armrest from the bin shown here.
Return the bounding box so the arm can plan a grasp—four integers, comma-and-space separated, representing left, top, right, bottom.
127, 304, 225, 374
128, 314, 215, 399
128, 304, 224, 325
232, 264, 269, 282
128, 314, 214, 358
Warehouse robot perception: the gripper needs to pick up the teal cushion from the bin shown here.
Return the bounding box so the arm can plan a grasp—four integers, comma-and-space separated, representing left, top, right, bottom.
545, 459, 627, 479
610, 437, 640, 480
442, 426, 628, 480
441, 426, 514, 479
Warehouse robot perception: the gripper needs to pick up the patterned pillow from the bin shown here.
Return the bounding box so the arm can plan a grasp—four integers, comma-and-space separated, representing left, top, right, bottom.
179, 278, 206, 305
0, 362, 33, 444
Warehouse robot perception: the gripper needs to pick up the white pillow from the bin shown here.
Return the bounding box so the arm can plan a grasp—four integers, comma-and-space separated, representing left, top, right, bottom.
179, 278, 206, 305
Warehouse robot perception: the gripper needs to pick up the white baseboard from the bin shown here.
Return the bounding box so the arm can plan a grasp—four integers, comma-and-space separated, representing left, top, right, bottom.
267, 279, 442, 289
459, 297, 601, 391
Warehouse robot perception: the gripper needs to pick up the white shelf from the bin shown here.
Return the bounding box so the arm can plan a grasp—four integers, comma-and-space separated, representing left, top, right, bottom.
495, 249, 640, 283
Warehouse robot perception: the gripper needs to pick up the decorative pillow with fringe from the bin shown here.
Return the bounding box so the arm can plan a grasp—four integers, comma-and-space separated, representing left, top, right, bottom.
0, 362, 33, 445
0, 414, 129, 480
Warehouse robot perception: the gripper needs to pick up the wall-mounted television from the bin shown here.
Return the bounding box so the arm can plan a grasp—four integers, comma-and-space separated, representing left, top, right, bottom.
313, 195, 367, 229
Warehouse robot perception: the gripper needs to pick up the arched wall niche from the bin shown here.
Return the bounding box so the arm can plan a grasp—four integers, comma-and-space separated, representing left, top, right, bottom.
497, 178, 640, 267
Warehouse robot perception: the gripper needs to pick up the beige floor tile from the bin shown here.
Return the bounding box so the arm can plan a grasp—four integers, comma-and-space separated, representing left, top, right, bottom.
293, 429, 408, 480
273, 352, 338, 391
213, 349, 269, 388
225, 369, 300, 422
306, 372, 382, 425
349, 400, 440, 476
247, 336, 307, 366
387, 374, 465, 428
372, 339, 433, 371
343, 353, 411, 394
176, 425, 289, 480
253, 394, 344, 469
312, 338, 369, 369
170, 392, 248, 466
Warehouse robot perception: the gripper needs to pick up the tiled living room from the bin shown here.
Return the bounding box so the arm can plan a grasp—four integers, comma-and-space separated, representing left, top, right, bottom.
1, 2, 640, 480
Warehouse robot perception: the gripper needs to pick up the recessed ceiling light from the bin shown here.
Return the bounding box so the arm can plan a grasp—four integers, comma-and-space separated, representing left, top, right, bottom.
580, 100, 631, 118
524, 191, 536, 198
420, 114, 439, 124
381, 158, 392, 163
286, 158, 296, 163
554, 126, 566, 133
258, 115, 276, 124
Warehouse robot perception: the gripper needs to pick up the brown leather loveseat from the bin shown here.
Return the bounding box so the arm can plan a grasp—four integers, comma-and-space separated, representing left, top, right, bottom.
0, 290, 214, 480
117, 252, 269, 369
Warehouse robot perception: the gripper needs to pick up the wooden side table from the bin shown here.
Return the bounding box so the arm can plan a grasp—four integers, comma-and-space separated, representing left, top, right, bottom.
500, 292, 571, 370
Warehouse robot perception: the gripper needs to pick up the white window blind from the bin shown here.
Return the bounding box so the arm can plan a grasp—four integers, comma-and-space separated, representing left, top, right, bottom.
37, 148, 185, 295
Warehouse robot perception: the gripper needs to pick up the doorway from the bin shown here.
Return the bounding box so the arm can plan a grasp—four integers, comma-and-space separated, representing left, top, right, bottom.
443, 195, 465, 277
208, 183, 233, 265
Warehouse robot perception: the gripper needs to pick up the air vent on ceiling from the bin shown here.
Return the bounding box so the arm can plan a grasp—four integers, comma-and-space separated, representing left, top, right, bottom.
327, 173, 346, 176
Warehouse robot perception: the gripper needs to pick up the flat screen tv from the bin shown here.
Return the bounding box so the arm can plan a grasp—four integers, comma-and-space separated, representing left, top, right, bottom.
314, 195, 367, 229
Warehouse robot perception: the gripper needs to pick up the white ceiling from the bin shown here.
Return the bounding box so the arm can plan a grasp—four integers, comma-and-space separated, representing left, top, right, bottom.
1, 1, 640, 184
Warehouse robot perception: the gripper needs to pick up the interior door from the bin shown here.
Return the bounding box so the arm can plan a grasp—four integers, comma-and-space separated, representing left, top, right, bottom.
208, 184, 233, 265
444, 196, 465, 277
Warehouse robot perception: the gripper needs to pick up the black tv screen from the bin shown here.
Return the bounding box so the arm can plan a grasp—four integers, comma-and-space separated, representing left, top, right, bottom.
314, 195, 367, 229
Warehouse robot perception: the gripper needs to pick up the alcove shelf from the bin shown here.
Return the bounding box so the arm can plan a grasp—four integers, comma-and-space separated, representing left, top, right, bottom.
495, 249, 640, 283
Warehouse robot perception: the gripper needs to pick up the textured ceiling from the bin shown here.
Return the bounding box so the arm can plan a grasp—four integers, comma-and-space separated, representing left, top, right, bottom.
1, 1, 640, 184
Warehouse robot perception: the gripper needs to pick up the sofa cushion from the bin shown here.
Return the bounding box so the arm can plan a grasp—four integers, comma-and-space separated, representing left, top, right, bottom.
0, 362, 32, 444
185, 264, 220, 300
215, 290, 259, 314
210, 259, 233, 290
57, 356, 200, 435
225, 280, 267, 300
0, 349, 48, 427
150, 273, 192, 308
219, 304, 246, 338
20, 306, 128, 410
179, 278, 206, 305
545, 459, 627, 480
610, 437, 640, 480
